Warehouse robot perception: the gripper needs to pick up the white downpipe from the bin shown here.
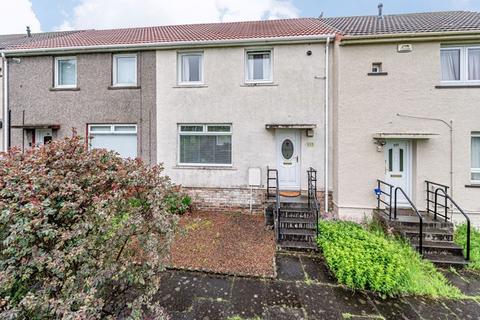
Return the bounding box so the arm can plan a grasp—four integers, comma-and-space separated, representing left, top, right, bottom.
1, 52, 7, 151
324, 37, 330, 214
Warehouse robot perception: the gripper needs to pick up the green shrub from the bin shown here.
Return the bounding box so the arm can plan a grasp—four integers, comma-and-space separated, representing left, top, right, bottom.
165, 193, 192, 215
0, 135, 178, 319
455, 223, 480, 270
317, 221, 460, 297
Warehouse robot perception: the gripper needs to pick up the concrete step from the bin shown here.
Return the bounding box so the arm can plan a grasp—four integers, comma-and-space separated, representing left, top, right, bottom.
280, 217, 316, 224
390, 215, 454, 230
411, 240, 464, 256
279, 228, 316, 236
401, 227, 454, 242
278, 240, 317, 251
423, 252, 469, 268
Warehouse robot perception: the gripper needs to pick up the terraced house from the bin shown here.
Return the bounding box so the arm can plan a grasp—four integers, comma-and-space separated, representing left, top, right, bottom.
1, 10, 480, 257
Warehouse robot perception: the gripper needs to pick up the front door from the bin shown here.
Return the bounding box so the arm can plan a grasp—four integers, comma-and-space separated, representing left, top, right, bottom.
276, 129, 301, 190
384, 140, 411, 205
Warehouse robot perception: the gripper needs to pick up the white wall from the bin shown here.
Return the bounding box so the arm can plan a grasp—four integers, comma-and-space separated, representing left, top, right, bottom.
334, 41, 480, 224
156, 43, 331, 191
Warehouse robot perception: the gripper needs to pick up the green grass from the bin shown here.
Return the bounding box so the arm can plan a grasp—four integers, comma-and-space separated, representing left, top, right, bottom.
317, 220, 461, 298
455, 223, 480, 270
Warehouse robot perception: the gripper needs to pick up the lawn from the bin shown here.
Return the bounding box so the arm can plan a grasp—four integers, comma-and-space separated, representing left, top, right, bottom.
317, 220, 461, 298
167, 211, 276, 277
455, 223, 480, 270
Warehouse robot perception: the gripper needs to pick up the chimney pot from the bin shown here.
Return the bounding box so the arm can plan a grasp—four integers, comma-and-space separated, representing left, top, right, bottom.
26, 26, 31, 37
378, 3, 383, 18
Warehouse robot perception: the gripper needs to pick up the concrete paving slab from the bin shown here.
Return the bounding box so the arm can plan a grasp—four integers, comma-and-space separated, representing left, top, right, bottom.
276, 254, 305, 281
405, 297, 458, 320
367, 295, 421, 320
443, 299, 480, 320
441, 269, 480, 296
300, 255, 337, 284
264, 305, 306, 320
230, 277, 268, 318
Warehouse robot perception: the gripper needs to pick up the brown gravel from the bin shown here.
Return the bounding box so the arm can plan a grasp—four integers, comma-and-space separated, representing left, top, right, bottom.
168, 211, 276, 277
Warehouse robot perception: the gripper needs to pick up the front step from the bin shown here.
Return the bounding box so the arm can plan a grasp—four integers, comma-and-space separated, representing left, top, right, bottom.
411, 240, 464, 256
375, 210, 468, 268
278, 240, 317, 251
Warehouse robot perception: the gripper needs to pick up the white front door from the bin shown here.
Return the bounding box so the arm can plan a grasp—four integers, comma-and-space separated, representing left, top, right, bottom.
384, 140, 411, 205
276, 129, 301, 190
35, 129, 53, 147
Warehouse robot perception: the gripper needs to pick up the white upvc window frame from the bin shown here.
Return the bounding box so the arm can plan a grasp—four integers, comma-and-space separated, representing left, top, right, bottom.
244, 49, 273, 84
112, 53, 138, 87
471, 132, 480, 184
441, 45, 480, 85
88, 124, 138, 136
54, 56, 77, 88
177, 51, 204, 85
177, 123, 232, 167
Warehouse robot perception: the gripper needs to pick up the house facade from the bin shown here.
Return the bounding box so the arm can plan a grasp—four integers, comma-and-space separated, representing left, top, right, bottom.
1, 11, 480, 225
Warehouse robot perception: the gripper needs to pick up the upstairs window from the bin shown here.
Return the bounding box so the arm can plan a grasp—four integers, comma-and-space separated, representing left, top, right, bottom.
441, 46, 480, 83
178, 52, 203, 85
178, 124, 232, 166
54, 56, 77, 88
113, 54, 137, 86
472, 133, 480, 183
245, 50, 272, 83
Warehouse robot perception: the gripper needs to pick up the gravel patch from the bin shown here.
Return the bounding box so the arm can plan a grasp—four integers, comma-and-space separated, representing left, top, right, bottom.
168, 211, 276, 277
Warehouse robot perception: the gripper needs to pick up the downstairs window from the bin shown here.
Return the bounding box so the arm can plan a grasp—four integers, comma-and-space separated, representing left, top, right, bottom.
178, 124, 232, 166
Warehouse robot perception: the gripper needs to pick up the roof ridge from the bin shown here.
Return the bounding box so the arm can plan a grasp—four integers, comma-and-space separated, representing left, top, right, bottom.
323, 10, 476, 20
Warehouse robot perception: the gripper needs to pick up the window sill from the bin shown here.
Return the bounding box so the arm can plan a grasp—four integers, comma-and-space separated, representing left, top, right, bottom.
173, 84, 208, 88
240, 82, 278, 87
49, 87, 80, 91
435, 84, 480, 89
367, 72, 388, 76
173, 165, 236, 171
465, 184, 480, 188
108, 85, 141, 90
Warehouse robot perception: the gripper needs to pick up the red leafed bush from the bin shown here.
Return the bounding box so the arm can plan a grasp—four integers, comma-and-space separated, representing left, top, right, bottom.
0, 134, 178, 319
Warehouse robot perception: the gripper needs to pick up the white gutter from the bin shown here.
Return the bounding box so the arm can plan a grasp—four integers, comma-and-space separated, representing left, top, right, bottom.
324, 37, 331, 214
2, 34, 337, 56
1, 52, 7, 151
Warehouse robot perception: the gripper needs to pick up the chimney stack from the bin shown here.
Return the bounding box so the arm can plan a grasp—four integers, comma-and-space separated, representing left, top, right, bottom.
378, 3, 383, 18
26, 26, 31, 37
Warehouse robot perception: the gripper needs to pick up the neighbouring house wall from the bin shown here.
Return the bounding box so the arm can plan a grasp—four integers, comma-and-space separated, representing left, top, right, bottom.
334, 41, 480, 225
8, 51, 157, 163
0, 61, 3, 152
156, 43, 333, 210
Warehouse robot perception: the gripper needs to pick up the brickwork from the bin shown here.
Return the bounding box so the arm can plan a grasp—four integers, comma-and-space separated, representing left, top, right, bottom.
183, 187, 266, 214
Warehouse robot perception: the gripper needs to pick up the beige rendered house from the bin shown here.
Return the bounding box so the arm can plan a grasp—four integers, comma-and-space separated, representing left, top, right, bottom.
323, 11, 480, 226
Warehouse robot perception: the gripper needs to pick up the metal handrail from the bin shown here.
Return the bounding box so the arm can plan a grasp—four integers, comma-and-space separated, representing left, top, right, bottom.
307, 168, 320, 237
394, 187, 424, 255
267, 168, 280, 241
426, 181, 449, 220
376, 180, 394, 220
434, 188, 471, 261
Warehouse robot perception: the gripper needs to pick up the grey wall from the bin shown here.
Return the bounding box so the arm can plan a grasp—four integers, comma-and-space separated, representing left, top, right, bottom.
8, 51, 156, 163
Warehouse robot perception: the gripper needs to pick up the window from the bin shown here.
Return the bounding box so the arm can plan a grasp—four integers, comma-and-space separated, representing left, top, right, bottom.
371, 62, 382, 73
113, 54, 137, 86
178, 52, 203, 84
441, 46, 480, 83
245, 50, 272, 83
54, 56, 77, 87
471, 133, 480, 183
178, 124, 232, 166
88, 124, 137, 158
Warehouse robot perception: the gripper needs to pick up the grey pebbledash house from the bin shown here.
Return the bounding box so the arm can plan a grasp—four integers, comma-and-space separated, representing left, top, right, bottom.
2, 10, 480, 259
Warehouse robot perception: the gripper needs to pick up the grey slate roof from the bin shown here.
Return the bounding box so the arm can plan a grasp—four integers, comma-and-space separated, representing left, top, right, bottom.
322, 11, 480, 36
0, 31, 82, 49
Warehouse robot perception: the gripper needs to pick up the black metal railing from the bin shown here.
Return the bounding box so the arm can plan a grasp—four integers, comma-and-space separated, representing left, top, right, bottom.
267, 167, 280, 241
376, 180, 394, 220
307, 167, 320, 237
433, 188, 471, 261
426, 180, 449, 221
394, 187, 424, 255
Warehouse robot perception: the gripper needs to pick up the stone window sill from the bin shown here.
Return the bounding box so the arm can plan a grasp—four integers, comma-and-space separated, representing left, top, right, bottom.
240, 82, 278, 87
173, 165, 237, 171
367, 72, 388, 76
172, 84, 208, 88
49, 87, 80, 91
465, 184, 480, 188
435, 85, 480, 89
107, 85, 141, 90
